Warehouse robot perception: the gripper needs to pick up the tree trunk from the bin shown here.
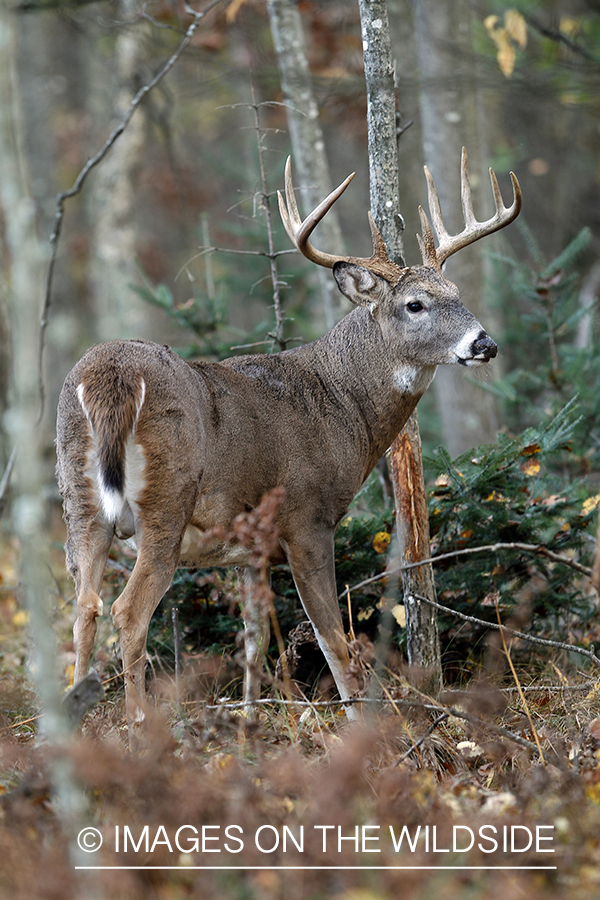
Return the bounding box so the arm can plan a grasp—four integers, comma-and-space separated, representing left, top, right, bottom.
87, 2, 149, 341
358, 0, 442, 690
414, 0, 500, 456
267, 0, 346, 328
389, 414, 441, 690
360, 0, 405, 266
0, 10, 90, 868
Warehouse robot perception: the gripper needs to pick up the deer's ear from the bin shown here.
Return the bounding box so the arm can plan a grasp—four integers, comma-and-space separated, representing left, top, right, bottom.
333, 262, 386, 309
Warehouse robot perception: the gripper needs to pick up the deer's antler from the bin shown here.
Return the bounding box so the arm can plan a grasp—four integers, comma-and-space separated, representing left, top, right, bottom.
417, 147, 522, 270
277, 157, 406, 284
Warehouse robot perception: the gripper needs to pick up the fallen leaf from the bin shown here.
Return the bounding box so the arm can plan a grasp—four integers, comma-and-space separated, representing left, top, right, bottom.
457, 740, 484, 758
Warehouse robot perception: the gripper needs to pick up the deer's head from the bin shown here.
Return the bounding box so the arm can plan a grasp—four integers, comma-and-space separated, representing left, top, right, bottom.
278, 149, 521, 371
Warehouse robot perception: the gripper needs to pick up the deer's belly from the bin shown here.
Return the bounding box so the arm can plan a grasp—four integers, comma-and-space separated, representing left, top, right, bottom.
178, 524, 255, 568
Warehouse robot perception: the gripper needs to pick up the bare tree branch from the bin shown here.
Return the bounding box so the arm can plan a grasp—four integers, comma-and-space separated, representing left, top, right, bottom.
340, 540, 593, 599
37, 0, 225, 418
410, 591, 600, 668
339, 539, 598, 669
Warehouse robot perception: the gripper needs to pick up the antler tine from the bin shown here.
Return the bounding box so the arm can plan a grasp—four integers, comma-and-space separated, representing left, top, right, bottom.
417, 205, 439, 268
460, 146, 477, 228
277, 156, 301, 249
418, 147, 522, 269
423, 163, 448, 253
277, 156, 355, 269
278, 157, 407, 283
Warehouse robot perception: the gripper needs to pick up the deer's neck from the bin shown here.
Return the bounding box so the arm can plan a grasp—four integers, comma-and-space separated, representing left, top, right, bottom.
298, 307, 436, 470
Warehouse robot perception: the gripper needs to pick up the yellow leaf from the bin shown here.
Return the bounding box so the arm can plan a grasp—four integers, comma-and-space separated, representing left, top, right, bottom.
12, 610, 30, 627
582, 495, 600, 516
585, 783, 600, 804
521, 458, 541, 476
373, 531, 391, 554
391, 604, 406, 628
484, 15, 500, 34
496, 32, 516, 77
560, 17, 579, 37
64, 663, 75, 688
521, 442, 541, 456
357, 607, 375, 622
505, 9, 527, 49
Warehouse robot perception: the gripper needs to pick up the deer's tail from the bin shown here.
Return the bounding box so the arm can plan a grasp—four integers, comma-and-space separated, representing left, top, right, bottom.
76, 372, 146, 522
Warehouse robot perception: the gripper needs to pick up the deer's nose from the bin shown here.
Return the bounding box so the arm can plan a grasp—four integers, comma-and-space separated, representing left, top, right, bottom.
472, 333, 497, 359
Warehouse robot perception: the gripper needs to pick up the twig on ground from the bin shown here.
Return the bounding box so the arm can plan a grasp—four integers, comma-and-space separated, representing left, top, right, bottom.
495, 597, 546, 765
394, 712, 448, 766
199, 694, 552, 761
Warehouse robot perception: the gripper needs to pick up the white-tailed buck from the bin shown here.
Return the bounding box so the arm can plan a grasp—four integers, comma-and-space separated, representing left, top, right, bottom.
56, 149, 521, 733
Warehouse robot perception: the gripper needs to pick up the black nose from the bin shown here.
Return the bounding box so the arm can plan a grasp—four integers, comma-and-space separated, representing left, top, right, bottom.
473, 333, 497, 359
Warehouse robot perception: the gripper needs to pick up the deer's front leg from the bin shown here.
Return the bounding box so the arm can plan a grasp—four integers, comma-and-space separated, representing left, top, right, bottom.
283, 532, 359, 720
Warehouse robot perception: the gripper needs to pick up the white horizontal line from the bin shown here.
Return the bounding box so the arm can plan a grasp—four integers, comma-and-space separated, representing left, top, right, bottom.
75, 866, 558, 871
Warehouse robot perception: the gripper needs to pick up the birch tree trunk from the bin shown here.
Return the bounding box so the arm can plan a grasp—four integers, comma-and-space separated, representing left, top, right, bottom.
88, 2, 148, 341
414, 0, 500, 456
267, 0, 348, 328
358, 0, 442, 692
0, 12, 91, 875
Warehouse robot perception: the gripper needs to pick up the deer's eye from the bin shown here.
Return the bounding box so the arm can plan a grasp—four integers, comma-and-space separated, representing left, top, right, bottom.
407, 300, 424, 313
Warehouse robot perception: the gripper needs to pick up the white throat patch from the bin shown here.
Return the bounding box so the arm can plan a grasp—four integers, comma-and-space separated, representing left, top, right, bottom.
392, 364, 437, 396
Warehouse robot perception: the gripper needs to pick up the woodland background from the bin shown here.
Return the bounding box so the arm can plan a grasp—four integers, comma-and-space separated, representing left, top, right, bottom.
1, 1, 600, 899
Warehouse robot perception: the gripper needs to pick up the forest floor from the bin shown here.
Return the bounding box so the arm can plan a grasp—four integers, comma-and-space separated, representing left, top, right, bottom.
2, 529, 600, 900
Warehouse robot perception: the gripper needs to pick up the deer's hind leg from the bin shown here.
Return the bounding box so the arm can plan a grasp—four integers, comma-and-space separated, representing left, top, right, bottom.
67, 519, 114, 685
110, 524, 187, 735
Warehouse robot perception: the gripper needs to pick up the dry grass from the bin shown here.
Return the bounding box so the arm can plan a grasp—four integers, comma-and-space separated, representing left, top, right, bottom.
3, 530, 600, 899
